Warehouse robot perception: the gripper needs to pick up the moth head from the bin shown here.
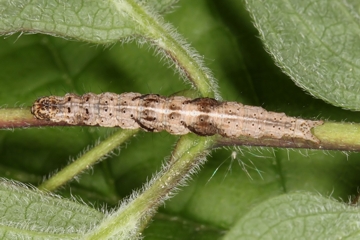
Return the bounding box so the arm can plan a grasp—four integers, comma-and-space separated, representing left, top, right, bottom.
31, 97, 59, 120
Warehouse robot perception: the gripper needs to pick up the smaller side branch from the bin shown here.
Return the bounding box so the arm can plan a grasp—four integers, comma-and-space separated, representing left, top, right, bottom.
84, 134, 215, 240
38, 129, 139, 192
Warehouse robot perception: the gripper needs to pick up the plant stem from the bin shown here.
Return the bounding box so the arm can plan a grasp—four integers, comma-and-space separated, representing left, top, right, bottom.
313, 122, 360, 150
84, 134, 216, 239
0, 108, 36, 128
38, 129, 139, 191
116, 0, 219, 99
0, 108, 84, 128
216, 122, 360, 151
1, 108, 360, 151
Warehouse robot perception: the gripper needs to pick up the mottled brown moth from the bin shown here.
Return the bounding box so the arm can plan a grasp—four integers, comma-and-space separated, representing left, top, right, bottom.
31, 92, 323, 143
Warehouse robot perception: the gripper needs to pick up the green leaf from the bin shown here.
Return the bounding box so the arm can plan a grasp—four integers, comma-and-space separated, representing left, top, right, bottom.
0, 0, 175, 43
245, 0, 360, 110
223, 192, 360, 239
146, 0, 178, 13
0, 179, 103, 239
0, 0, 130, 43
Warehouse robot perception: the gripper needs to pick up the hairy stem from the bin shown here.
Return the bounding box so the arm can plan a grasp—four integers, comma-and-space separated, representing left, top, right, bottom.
216, 122, 360, 151
117, 0, 219, 99
38, 129, 139, 191
1, 109, 359, 151
84, 134, 216, 239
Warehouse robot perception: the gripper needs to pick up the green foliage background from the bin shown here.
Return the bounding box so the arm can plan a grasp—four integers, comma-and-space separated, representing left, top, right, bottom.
1, 0, 360, 239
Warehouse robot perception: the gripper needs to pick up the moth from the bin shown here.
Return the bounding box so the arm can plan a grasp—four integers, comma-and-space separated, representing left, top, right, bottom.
31, 92, 323, 143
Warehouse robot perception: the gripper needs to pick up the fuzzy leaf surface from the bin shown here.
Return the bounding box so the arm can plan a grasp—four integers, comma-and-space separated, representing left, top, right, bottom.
224, 192, 360, 239
0, 180, 103, 239
245, 0, 360, 110
0, 0, 175, 43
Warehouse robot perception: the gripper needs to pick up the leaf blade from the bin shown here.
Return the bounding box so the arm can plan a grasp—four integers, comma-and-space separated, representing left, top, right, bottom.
0, 0, 176, 44
223, 192, 360, 239
245, 0, 360, 110
0, 179, 104, 239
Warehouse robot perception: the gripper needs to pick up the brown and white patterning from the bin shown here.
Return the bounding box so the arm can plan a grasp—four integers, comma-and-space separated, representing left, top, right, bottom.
31, 92, 323, 143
